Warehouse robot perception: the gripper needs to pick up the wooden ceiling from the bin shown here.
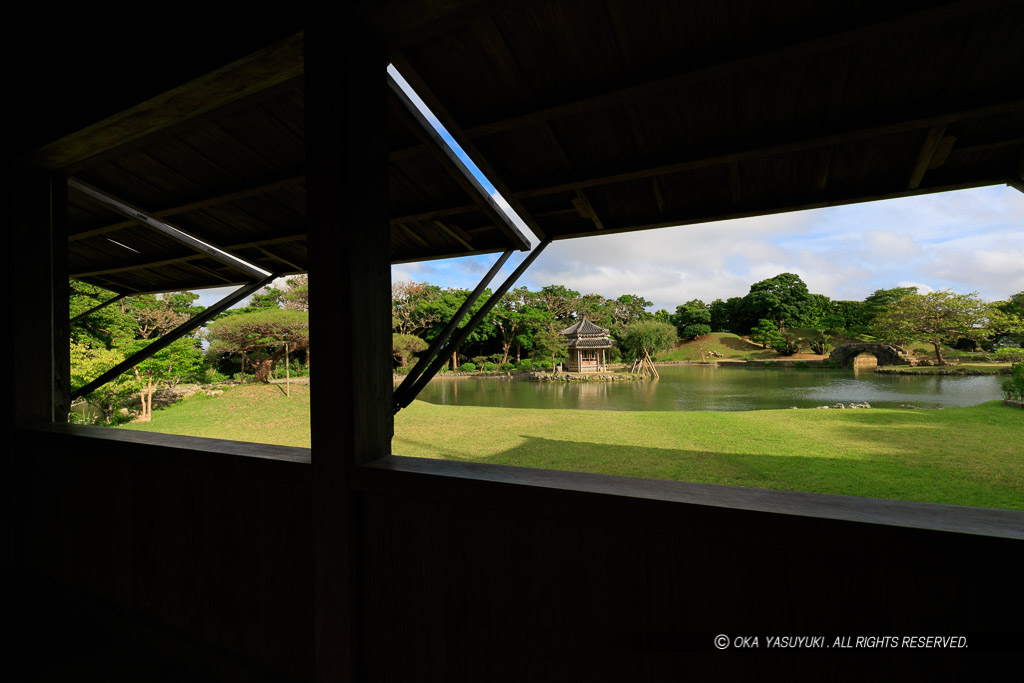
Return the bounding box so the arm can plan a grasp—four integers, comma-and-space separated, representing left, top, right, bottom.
17, 1, 1024, 295
386, 0, 1024, 241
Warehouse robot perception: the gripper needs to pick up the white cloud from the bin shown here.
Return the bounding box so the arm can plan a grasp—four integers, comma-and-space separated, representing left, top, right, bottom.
392, 185, 1024, 309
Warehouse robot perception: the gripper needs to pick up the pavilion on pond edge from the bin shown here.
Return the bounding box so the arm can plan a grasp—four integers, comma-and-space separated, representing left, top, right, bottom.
560, 317, 615, 373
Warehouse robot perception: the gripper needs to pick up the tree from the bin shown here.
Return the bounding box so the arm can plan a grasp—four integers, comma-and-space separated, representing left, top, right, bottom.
741, 272, 814, 333
123, 291, 202, 339
492, 286, 546, 364
281, 274, 309, 312
392, 333, 427, 367
207, 309, 310, 382
861, 286, 918, 328
70, 342, 135, 423
670, 299, 712, 338
392, 280, 441, 336
620, 320, 677, 360
127, 337, 205, 422
749, 318, 785, 350
870, 290, 1000, 365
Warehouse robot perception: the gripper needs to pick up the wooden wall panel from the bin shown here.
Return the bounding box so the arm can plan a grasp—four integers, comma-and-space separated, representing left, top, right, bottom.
355, 475, 1020, 682
13, 430, 312, 678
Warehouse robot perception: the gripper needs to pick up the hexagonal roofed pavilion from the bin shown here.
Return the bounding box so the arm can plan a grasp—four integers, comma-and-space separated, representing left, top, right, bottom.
560, 316, 615, 372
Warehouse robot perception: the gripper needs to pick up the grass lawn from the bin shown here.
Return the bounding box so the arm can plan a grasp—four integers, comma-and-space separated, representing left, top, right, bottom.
119, 383, 311, 448
393, 400, 1023, 510
116, 380, 1021, 510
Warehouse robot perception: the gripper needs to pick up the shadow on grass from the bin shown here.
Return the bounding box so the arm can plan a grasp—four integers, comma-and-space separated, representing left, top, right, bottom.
402, 431, 1021, 510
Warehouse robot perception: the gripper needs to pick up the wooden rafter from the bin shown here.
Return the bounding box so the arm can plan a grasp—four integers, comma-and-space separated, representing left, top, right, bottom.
510, 97, 1024, 199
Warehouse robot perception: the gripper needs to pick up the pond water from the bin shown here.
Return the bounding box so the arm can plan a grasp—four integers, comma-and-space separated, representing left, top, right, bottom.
414, 365, 1004, 412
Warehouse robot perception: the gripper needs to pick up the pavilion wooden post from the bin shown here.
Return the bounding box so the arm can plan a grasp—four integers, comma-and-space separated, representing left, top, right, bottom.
13, 169, 69, 426
307, 25, 391, 683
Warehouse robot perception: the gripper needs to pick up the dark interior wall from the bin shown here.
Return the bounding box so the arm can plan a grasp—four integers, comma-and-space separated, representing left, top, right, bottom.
11, 429, 313, 678
354, 462, 1021, 682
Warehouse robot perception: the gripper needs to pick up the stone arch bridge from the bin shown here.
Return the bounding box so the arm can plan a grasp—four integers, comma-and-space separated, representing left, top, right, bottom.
828, 343, 914, 367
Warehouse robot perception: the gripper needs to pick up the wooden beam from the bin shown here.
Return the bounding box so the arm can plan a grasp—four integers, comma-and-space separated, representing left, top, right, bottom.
396, 221, 431, 248
21, 33, 304, 171
68, 174, 305, 241
389, 55, 548, 240
510, 97, 1024, 199
572, 190, 605, 231
69, 179, 272, 279
908, 124, 948, 189
388, 71, 530, 251
543, 175, 1007, 241
433, 219, 474, 250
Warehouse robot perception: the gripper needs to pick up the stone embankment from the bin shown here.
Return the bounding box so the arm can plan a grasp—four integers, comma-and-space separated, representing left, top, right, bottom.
810, 402, 872, 410
529, 372, 644, 382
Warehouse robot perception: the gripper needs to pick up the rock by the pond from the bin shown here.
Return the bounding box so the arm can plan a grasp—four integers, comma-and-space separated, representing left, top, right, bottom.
814, 402, 871, 409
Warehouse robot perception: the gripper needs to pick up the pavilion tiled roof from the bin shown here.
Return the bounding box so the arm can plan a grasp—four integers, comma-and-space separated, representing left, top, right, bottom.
559, 317, 609, 337
565, 336, 616, 349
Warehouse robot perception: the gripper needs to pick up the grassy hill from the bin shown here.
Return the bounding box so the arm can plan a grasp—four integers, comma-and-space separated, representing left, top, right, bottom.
657, 332, 776, 361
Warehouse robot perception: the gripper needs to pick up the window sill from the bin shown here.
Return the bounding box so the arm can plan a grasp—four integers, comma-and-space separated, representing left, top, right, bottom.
356, 455, 1024, 540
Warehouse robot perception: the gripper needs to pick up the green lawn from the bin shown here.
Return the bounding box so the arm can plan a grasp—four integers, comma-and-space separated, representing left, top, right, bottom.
116, 381, 1022, 510
119, 383, 311, 447
393, 400, 1023, 510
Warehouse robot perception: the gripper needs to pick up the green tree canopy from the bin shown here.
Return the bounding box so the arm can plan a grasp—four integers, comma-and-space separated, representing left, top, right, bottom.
741, 272, 814, 333
620, 320, 677, 360
207, 309, 310, 382
870, 290, 999, 364
670, 299, 712, 338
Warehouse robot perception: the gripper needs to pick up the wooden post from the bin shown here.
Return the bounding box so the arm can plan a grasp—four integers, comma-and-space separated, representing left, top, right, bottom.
13, 169, 69, 426
285, 343, 291, 397
307, 24, 390, 683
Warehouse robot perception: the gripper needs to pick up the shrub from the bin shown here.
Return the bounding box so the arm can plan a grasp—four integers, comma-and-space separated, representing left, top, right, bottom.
459, 362, 477, 373
1002, 363, 1024, 401
205, 368, 231, 384
516, 359, 535, 371
498, 362, 515, 372
683, 323, 712, 338
994, 348, 1024, 363
482, 362, 498, 372
538, 359, 553, 370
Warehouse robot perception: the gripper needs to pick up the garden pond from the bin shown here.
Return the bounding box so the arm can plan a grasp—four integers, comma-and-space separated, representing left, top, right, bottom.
414, 364, 1005, 411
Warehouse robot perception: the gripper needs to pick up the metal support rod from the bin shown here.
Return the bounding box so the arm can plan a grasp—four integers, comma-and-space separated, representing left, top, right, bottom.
72, 275, 276, 400
393, 249, 513, 407
70, 291, 129, 323
394, 240, 550, 414
68, 178, 272, 280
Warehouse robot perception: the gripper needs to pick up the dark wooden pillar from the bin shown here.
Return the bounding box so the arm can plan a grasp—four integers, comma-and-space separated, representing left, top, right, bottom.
306, 23, 391, 682
12, 168, 69, 427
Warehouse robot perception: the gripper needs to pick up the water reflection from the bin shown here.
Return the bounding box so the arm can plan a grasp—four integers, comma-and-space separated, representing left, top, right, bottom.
415, 365, 1003, 412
